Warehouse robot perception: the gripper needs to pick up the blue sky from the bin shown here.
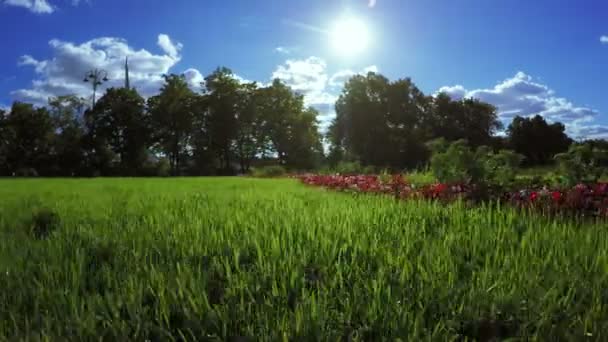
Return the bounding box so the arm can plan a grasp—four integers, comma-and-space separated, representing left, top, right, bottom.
1, 0, 607, 138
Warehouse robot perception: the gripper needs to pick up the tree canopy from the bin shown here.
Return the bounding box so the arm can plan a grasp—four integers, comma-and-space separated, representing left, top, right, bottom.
0, 69, 590, 177
328, 72, 502, 170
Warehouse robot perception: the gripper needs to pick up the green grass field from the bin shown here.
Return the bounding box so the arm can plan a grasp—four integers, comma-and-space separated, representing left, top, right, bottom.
1, 178, 608, 340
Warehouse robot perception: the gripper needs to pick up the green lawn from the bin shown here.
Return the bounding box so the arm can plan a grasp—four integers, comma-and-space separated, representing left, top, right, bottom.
1, 178, 608, 340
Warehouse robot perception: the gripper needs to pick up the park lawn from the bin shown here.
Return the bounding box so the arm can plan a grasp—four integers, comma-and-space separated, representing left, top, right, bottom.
1, 177, 608, 340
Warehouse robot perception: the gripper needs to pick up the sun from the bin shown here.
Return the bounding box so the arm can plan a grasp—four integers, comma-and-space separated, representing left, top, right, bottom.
330, 17, 370, 56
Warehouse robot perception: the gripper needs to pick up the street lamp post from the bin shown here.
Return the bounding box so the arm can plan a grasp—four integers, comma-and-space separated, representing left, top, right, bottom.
83, 69, 109, 107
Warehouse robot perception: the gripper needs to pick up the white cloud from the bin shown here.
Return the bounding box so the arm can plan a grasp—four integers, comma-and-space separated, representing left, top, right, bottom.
4, 0, 54, 13
329, 65, 378, 87
435, 85, 467, 100
437, 72, 597, 121
157, 34, 183, 59
601, 35, 608, 44
183, 68, 204, 90
368, 0, 377, 8
569, 124, 608, 140
271, 58, 379, 130
436, 71, 602, 138
12, 34, 181, 105
272, 57, 330, 106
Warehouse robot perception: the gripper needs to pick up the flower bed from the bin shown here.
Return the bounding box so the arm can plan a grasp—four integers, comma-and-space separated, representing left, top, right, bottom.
296, 174, 608, 219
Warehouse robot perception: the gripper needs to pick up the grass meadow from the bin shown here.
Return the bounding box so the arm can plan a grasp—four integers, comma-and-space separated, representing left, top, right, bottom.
1, 177, 608, 340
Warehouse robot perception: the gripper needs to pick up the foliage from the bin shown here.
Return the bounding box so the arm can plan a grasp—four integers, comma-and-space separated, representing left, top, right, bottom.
507, 115, 572, 165
0, 102, 55, 176
430, 140, 484, 184
333, 161, 374, 175
1, 69, 589, 177
85, 88, 151, 176
15, 168, 39, 177
257, 79, 323, 170
147, 74, 198, 175
429, 140, 523, 188
154, 158, 172, 177
328, 75, 501, 170
0, 69, 324, 177
480, 149, 525, 188
251, 165, 286, 178
555, 143, 608, 186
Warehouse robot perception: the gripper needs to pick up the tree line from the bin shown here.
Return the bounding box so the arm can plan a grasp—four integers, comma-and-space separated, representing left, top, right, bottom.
0, 69, 585, 177
327, 72, 574, 170
0, 67, 323, 176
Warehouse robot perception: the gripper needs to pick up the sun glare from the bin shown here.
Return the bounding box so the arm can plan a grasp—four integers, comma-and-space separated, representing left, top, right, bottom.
330, 17, 370, 56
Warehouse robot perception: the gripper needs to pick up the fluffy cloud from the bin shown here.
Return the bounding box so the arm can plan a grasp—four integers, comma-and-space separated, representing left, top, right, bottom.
329, 65, 378, 88
435, 85, 467, 100
183, 68, 204, 89
437, 71, 603, 138
437, 72, 598, 122
271, 57, 378, 130
601, 36, 608, 44
12, 34, 181, 105
157, 34, 183, 59
272, 57, 328, 99
4, 0, 54, 13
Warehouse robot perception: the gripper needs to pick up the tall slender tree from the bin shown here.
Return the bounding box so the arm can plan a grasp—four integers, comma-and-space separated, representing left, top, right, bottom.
48, 95, 87, 176
203, 67, 242, 172
148, 74, 198, 175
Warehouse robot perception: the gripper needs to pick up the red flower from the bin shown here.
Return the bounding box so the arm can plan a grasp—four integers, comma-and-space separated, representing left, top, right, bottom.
530, 192, 538, 201
552, 191, 561, 202
434, 183, 448, 193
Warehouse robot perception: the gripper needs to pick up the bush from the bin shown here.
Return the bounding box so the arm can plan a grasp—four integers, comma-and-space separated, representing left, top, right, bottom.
430, 140, 484, 184
430, 140, 523, 189
405, 170, 436, 185
30, 208, 60, 239
555, 143, 608, 186
251, 165, 286, 178
481, 149, 525, 188
154, 158, 171, 177
15, 168, 38, 177
333, 161, 375, 175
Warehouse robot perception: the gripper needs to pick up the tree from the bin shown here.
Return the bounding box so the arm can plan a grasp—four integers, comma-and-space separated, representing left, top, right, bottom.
283, 107, 323, 169
0, 108, 9, 175
203, 67, 242, 173
48, 95, 87, 176
148, 74, 198, 175
330, 72, 430, 170
1, 102, 55, 176
233, 82, 268, 173
257, 79, 323, 170
429, 93, 502, 147
507, 115, 572, 165
85, 88, 150, 175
